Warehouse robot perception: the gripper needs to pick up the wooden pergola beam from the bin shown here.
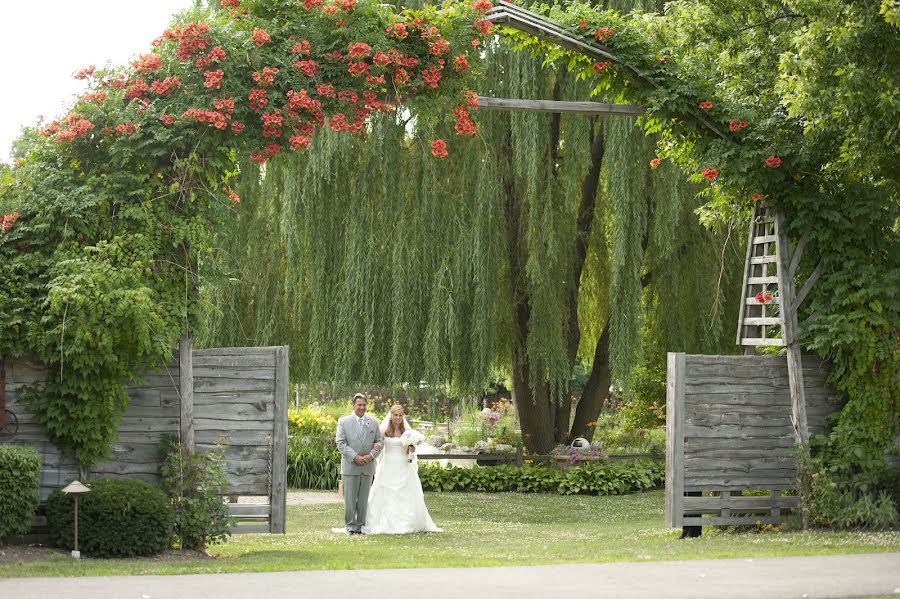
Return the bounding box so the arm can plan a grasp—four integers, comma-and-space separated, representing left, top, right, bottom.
476, 96, 645, 116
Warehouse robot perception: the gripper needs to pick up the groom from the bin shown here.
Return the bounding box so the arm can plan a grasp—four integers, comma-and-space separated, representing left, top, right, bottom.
335, 393, 384, 534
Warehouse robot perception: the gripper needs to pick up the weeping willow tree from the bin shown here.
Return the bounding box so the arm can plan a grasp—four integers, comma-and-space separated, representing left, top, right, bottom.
200, 4, 744, 453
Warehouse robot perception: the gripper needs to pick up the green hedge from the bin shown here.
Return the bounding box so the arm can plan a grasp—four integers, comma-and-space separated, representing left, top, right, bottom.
46, 479, 174, 557
0, 445, 42, 540
418, 459, 665, 495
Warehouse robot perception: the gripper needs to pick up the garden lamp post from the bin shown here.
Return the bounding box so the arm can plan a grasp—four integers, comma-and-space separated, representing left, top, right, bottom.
61, 481, 90, 559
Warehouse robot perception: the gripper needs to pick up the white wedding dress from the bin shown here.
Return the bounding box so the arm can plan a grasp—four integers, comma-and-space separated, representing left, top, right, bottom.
363, 436, 442, 534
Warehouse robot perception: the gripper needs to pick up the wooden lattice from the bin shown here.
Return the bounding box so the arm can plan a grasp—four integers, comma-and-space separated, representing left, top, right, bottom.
736, 201, 786, 347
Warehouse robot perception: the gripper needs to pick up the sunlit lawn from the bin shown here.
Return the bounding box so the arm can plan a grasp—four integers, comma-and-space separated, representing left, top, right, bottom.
2, 490, 899, 578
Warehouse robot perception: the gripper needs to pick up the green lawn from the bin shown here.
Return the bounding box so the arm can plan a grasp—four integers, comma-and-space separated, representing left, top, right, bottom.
2, 490, 899, 578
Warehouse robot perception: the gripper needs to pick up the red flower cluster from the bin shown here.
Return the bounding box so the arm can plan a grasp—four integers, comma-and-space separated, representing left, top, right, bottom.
755, 292, 773, 304
430, 139, 448, 160
231, 121, 246, 133
454, 55, 469, 71
649, 158, 661, 169
303, 0, 322, 9
249, 88, 268, 110
385, 23, 408, 40
204, 69, 225, 89
429, 38, 450, 56
250, 142, 282, 165
221, 0, 241, 8
348, 61, 370, 76
289, 134, 313, 150
132, 53, 162, 73
471, 0, 492, 12
228, 190, 241, 203
335, 0, 356, 11
124, 78, 150, 101
252, 66, 280, 86
2, 212, 20, 232
471, 19, 492, 36
160, 114, 177, 126
348, 42, 371, 58
465, 90, 479, 109
698, 101, 714, 110
150, 76, 182, 96
751, 193, 768, 202
701, 167, 719, 182
373, 51, 392, 68
83, 91, 108, 104
183, 107, 229, 129
164, 22, 211, 61
294, 59, 320, 77
115, 122, 138, 136
421, 66, 442, 89
393, 68, 410, 86
729, 119, 748, 132
197, 46, 228, 69
592, 61, 610, 73
261, 111, 283, 137
292, 39, 312, 55
593, 27, 615, 42
252, 28, 271, 47
453, 106, 477, 136
317, 83, 336, 97
74, 65, 96, 80
43, 113, 95, 142
763, 155, 782, 168
214, 97, 235, 116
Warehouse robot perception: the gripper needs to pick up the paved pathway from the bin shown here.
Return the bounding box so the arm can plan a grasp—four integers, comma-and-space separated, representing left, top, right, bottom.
5, 553, 900, 598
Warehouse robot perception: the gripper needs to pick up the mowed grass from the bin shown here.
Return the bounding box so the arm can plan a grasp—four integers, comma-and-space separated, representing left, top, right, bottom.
2, 490, 899, 578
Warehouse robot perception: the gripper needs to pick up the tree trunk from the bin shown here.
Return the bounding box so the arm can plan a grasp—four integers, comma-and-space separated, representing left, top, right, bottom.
570, 324, 611, 440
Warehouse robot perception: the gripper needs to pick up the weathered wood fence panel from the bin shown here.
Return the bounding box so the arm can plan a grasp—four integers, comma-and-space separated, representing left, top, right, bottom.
2, 345, 288, 535
666, 353, 839, 527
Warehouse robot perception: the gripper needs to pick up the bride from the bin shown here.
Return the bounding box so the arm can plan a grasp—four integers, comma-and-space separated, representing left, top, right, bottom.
363, 404, 442, 534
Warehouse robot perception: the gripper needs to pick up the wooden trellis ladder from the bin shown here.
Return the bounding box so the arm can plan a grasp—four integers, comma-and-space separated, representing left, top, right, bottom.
736, 201, 825, 448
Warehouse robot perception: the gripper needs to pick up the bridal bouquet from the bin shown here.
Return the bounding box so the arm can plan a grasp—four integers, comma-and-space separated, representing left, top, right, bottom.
400, 429, 425, 463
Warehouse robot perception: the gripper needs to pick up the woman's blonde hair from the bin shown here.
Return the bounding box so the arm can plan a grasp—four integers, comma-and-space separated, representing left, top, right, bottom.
384, 404, 406, 437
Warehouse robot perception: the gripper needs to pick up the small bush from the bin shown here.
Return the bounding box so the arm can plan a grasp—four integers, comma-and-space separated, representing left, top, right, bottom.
619, 366, 666, 430
287, 436, 340, 489
46, 478, 173, 557
159, 436, 233, 550
0, 444, 42, 540
418, 459, 664, 495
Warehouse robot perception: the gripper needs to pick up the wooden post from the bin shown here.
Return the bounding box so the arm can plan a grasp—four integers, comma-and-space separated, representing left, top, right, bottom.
179, 334, 194, 451
270, 346, 289, 534
665, 352, 686, 528
516, 446, 524, 467
775, 210, 809, 448
776, 209, 810, 529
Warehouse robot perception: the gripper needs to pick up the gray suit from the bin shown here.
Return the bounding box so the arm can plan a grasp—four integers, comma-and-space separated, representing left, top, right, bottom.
335, 413, 384, 532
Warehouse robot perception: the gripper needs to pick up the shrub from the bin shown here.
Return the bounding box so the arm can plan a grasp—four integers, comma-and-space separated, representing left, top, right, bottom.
288, 407, 337, 437
418, 459, 664, 495
159, 436, 233, 550
287, 436, 340, 490
619, 366, 666, 430
0, 444, 42, 540
46, 478, 173, 557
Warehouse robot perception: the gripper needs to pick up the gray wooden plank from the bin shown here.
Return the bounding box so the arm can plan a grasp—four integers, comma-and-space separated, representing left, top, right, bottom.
476, 96, 645, 116
193, 347, 279, 357
193, 419, 274, 431
270, 346, 289, 534
193, 378, 275, 393
192, 355, 276, 368
228, 504, 272, 517
191, 367, 276, 380
180, 335, 195, 450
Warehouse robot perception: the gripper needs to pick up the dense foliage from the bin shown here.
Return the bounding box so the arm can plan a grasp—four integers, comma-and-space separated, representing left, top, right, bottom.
0, 445, 42, 540
419, 459, 664, 494
159, 436, 233, 550
287, 407, 342, 488
46, 479, 174, 557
